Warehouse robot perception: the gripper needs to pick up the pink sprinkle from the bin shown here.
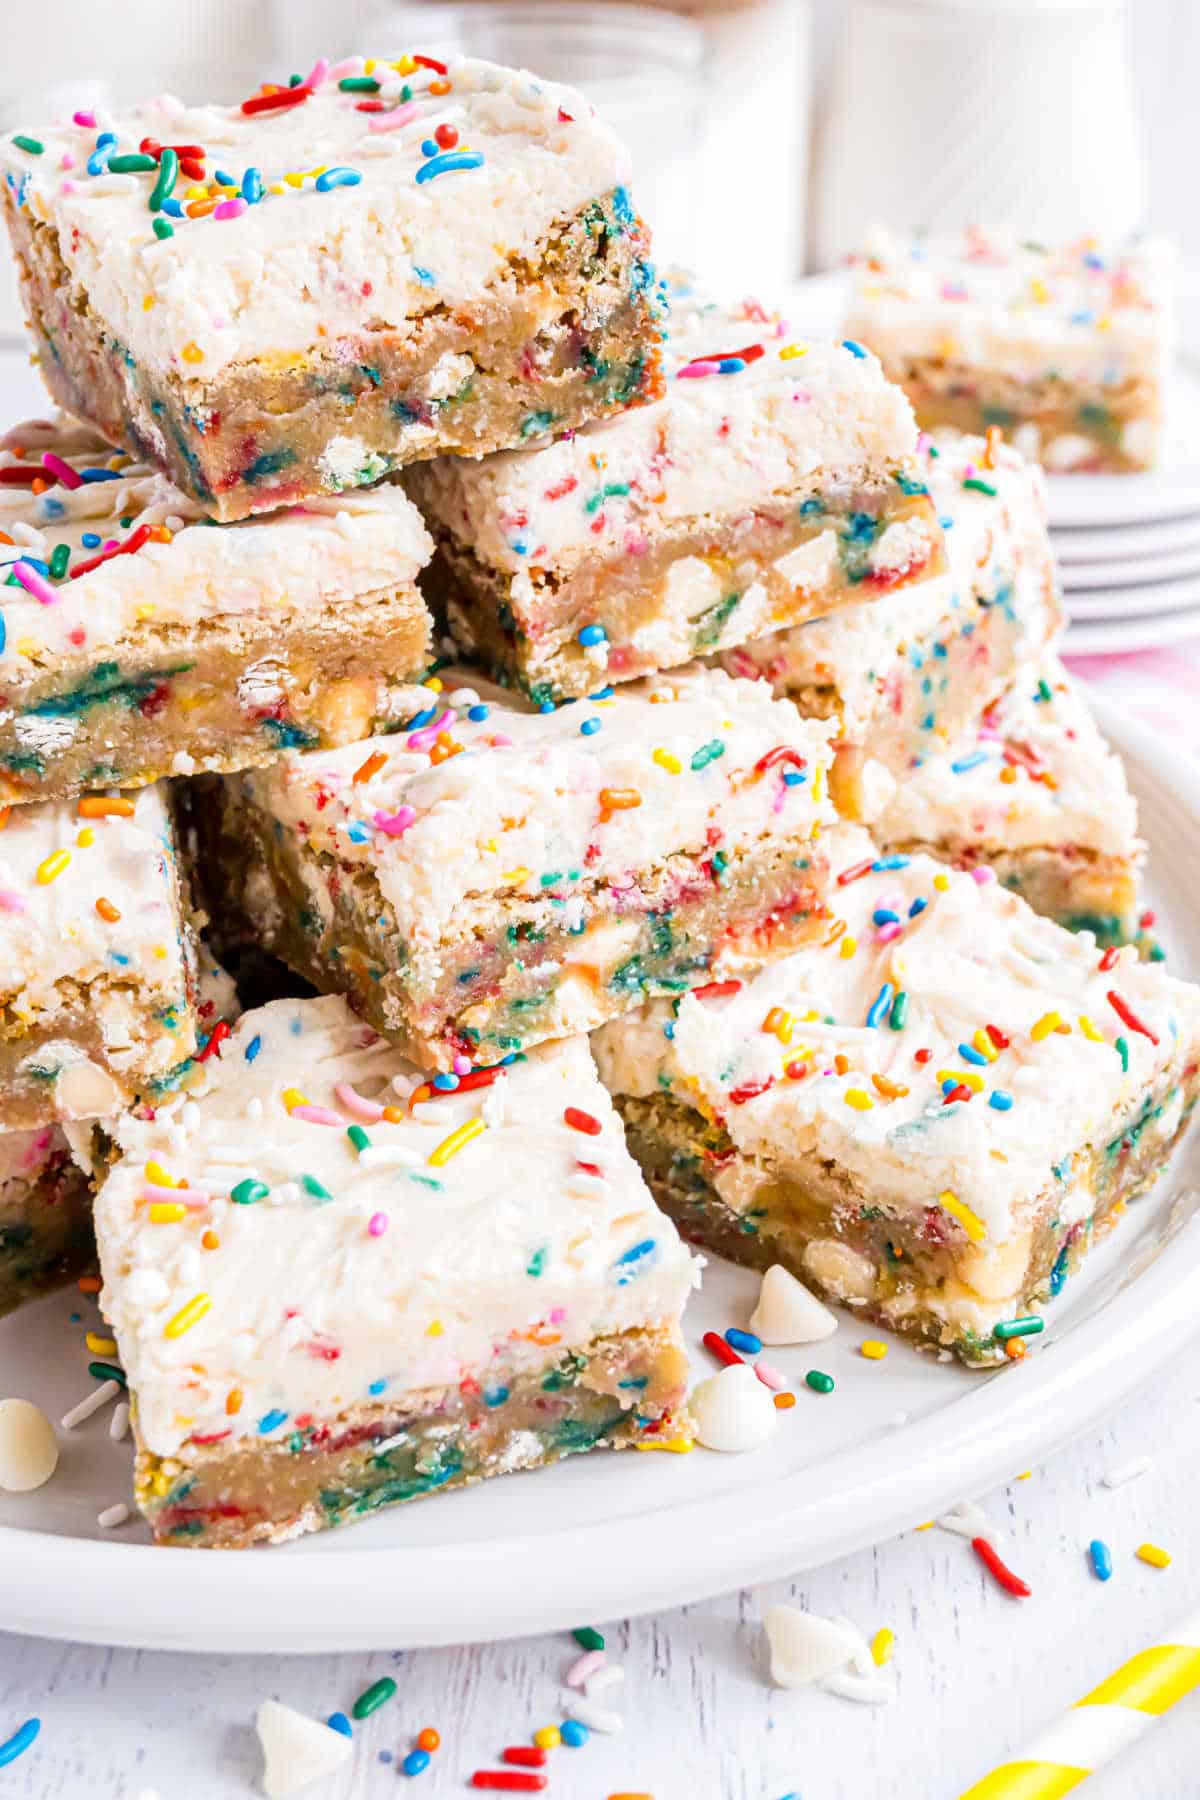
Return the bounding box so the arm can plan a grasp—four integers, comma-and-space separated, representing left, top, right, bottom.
59, 180, 77, 195
452, 1054, 472, 1075
875, 922, 903, 943
971, 866, 996, 885
42, 451, 83, 490
566, 1650, 607, 1688
369, 101, 422, 134
488, 733, 514, 749
916, 431, 931, 456
73, 109, 97, 127
755, 1359, 787, 1390
368, 1211, 389, 1237
60, 152, 75, 170
214, 197, 248, 221
290, 1104, 344, 1127
11, 560, 58, 605
373, 805, 416, 838
548, 1307, 567, 1325
0, 891, 26, 912
406, 711, 452, 753
328, 56, 363, 80
305, 56, 331, 90
140, 1184, 211, 1209
334, 1081, 385, 1123
676, 360, 719, 379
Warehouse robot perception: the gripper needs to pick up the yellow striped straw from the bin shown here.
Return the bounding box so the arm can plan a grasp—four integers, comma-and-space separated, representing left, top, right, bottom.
959, 1610, 1200, 1797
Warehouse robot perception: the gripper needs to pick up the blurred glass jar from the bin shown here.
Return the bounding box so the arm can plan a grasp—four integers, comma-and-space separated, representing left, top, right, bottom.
813, 0, 1146, 269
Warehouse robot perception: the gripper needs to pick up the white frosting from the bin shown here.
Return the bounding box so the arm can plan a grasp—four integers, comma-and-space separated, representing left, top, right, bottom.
846, 225, 1172, 386
876, 656, 1141, 861
0, 56, 631, 377
718, 432, 1057, 739
240, 663, 836, 945
0, 782, 194, 1110
407, 281, 921, 575
0, 416, 430, 682
95, 995, 699, 1457
593, 826, 1200, 1246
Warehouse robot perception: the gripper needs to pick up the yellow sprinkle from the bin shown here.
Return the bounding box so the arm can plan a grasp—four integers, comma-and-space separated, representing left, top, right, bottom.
142, 294, 155, 311
281, 1087, 311, 1112
426, 1320, 443, 1337
936, 1068, 985, 1094
844, 1088, 874, 1111
15, 637, 42, 658
871, 1627, 895, 1666
35, 849, 70, 885
76, 828, 95, 848
939, 1189, 986, 1243
483, 838, 498, 853
839, 936, 858, 959
153, 945, 168, 960
971, 1028, 998, 1063
86, 1332, 117, 1356
861, 1340, 888, 1361
915, 1521, 935, 1531
423, 675, 443, 692
144, 1160, 178, 1188
1016, 1471, 1032, 1481
1031, 1010, 1064, 1042
501, 866, 531, 885
933, 872, 950, 891
149, 1203, 188, 1224
183, 184, 207, 201
394, 53, 417, 74
1030, 277, 1050, 304
812, 767, 823, 803
429, 1116, 487, 1167
135, 603, 156, 620
181, 341, 204, 364
1079, 1015, 1104, 1042
635, 1434, 694, 1453
1137, 1543, 1171, 1569
164, 1293, 211, 1338
779, 343, 809, 359
653, 747, 682, 774
533, 1728, 561, 1751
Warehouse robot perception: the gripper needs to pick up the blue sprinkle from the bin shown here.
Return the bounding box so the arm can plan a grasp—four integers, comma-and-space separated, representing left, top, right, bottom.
865, 982, 894, 1029
432, 1072, 459, 1091
725, 1327, 762, 1354
80, 467, 122, 482
958, 1042, 988, 1067
941, 1078, 957, 1096
403, 1749, 431, 1776
81, 530, 102, 547
499, 1053, 519, 1066
0, 1719, 40, 1768
578, 623, 607, 647
96, 132, 117, 150
717, 356, 746, 373
783, 769, 807, 785
214, 168, 235, 188
315, 167, 362, 192
616, 1237, 656, 1267
870, 855, 910, 872
580, 717, 601, 736
467, 703, 489, 722
841, 338, 867, 358
589, 685, 615, 701
1089, 1538, 1113, 1581
242, 166, 263, 204
0, 612, 5, 655
871, 908, 899, 928
413, 265, 436, 285
951, 750, 990, 775
327, 1713, 353, 1738
86, 148, 112, 176
110, 951, 130, 967
988, 1090, 1014, 1111
415, 151, 486, 184
938, 514, 954, 530
404, 705, 437, 730
538, 700, 556, 714
483, 1385, 510, 1407
257, 1408, 288, 1434
244, 1034, 262, 1062
346, 823, 370, 844
162, 196, 185, 217
1049, 1244, 1070, 1296
663, 1020, 675, 1039
908, 897, 927, 918
420, 139, 439, 158
561, 1720, 589, 1748
368, 1379, 387, 1396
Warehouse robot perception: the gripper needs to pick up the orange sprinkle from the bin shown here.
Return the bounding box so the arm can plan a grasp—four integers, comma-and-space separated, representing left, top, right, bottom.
872, 1072, 910, 1099
834, 1052, 850, 1075
428, 738, 462, 765
982, 425, 1002, 468
78, 1275, 101, 1293
774, 1391, 796, 1409
354, 749, 387, 785
824, 917, 847, 945
31, 477, 48, 494
186, 200, 217, 218
95, 896, 121, 922
382, 1104, 405, 1123
78, 795, 135, 818
0, 807, 9, 831
1004, 1337, 1027, 1362
598, 786, 642, 823
148, 524, 173, 544
408, 1085, 433, 1108
0, 530, 13, 546
429, 78, 451, 94
416, 1728, 440, 1753
225, 1387, 243, 1415
201, 1229, 220, 1251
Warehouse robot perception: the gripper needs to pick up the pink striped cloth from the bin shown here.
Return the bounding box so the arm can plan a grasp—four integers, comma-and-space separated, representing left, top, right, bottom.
1065, 644, 1200, 753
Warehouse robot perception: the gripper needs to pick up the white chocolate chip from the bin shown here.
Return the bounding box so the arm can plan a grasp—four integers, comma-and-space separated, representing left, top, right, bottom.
256, 1701, 353, 1799
764, 1604, 863, 1689
690, 1363, 777, 1453
802, 1239, 876, 1304
0, 1398, 59, 1491
751, 1263, 839, 1344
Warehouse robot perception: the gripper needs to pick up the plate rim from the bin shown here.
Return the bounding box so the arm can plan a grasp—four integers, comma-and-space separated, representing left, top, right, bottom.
1063, 608, 1200, 655
3, 696, 1200, 1655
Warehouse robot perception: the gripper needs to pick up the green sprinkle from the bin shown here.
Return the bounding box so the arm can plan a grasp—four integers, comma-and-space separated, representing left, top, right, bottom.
527, 1245, 547, 1278
231, 1178, 268, 1205
49, 543, 70, 580
339, 76, 380, 91
520, 409, 555, 439
962, 477, 998, 497
149, 146, 179, 213
13, 135, 43, 156
88, 1360, 126, 1386
347, 1124, 371, 1154
1036, 677, 1053, 702
805, 1369, 835, 1395
352, 1676, 397, 1719
108, 153, 158, 173
584, 481, 631, 515
152, 218, 174, 241
889, 991, 909, 1031
301, 1173, 333, 1200
573, 1626, 605, 1652
993, 1316, 1044, 1341
1115, 1034, 1130, 1072
690, 739, 726, 772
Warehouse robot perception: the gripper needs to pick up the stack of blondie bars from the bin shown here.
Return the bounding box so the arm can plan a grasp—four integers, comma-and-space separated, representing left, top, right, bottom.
0, 52, 1195, 1549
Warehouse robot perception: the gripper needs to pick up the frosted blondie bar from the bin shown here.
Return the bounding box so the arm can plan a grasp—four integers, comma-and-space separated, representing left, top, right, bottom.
0, 1123, 93, 1316
1, 56, 663, 523
411, 284, 945, 702
0, 417, 432, 804
594, 828, 1200, 1363
717, 432, 1059, 819
94, 995, 697, 1546
875, 657, 1143, 946
0, 780, 195, 1127
846, 226, 1171, 473
198, 665, 835, 1071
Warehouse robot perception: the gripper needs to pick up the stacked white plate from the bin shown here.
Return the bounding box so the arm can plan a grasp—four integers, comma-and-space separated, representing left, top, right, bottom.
1051, 366, 1200, 656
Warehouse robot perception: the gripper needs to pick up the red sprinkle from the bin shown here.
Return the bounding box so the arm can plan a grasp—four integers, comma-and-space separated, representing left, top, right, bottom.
1106, 989, 1159, 1045
414, 54, 449, 74
501, 1749, 548, 1768
70, 521, 153, 580
1099, 945, 1120, 972
971, 1535, 1032, 1598
984, 1023, 1010, 1050
575, 1161, 603, 1178
241, 85, 311, 116
543, 474, 579, 501
729, 1076, 774, 1105
434, 122, 459, 149
471, 1776, 547, 1793
1140, 910, 1157, 929
914, 1048, 933, 1064
0, 466, 51, 487
752, 744, 807, 778
691, 979, 742, 1001
837, 856, 876, 886
943, 1082, 972, 1105
194, 1019, 230, 1063
564, 1105, 602, 1136
702, 1329, 744, 1369
454, 1067, 502, 1094
700, 342, 765, 365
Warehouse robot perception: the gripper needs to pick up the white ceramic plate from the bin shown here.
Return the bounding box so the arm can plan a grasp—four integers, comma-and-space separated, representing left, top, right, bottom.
1052, 511, 1200, 567
3, 700, 1200, 1656
1060, 543, 1200, 593
1063, 608, 1200, 657
1065, 574, 1200, 623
